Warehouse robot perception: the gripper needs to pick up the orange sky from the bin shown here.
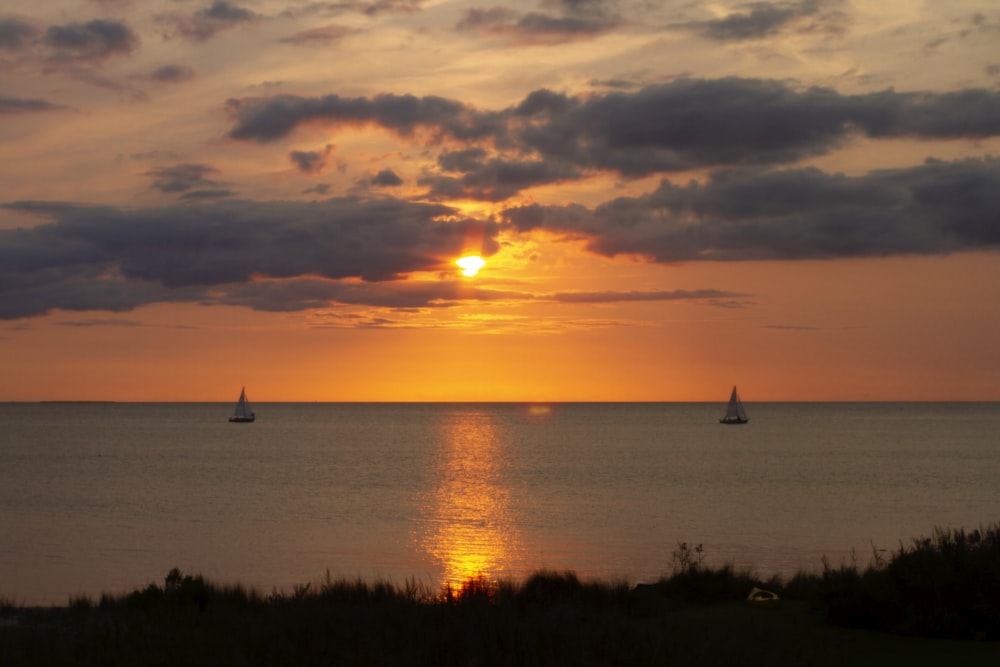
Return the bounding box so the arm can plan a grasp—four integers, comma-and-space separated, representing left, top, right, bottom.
1, 1, 999, 401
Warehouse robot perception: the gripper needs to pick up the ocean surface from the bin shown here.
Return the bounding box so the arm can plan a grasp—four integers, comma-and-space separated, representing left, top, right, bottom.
1, 402, 997, 605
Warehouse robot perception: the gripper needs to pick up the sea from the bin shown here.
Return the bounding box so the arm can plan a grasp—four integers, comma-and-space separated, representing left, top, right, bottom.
1, 402, 997, 606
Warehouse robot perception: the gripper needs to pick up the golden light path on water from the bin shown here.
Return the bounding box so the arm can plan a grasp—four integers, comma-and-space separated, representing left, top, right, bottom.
418, 408, 522, 589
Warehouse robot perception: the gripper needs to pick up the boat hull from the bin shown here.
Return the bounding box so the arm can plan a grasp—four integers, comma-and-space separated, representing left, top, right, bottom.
229, 416, 255, 423
719, 417, 749, 424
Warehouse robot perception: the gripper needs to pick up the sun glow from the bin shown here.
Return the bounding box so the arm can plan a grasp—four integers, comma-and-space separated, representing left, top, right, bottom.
420, 411, 520, 590
456, 255, 486, 277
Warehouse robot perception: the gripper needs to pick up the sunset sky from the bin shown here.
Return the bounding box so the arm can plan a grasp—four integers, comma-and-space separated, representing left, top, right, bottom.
1, 0, 998, 401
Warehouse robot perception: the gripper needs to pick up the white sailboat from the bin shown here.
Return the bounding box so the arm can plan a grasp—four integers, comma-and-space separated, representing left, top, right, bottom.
229, 387, 255, 423
719, 385, 749, 424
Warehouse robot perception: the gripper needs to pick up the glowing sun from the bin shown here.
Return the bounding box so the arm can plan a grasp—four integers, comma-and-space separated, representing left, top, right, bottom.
456, 255, 486, 277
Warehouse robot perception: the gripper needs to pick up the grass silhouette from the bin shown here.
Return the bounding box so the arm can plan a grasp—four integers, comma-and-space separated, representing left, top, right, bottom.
2, 524, 999, 665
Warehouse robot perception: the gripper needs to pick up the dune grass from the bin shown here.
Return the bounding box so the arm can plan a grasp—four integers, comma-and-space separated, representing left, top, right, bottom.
2, 524, 999, 665
819, 524, 1000, 640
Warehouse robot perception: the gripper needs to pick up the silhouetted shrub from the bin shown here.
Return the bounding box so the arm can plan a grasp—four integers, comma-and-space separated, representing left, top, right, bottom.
821, 524, 1000, 639
660, 562, 765, 604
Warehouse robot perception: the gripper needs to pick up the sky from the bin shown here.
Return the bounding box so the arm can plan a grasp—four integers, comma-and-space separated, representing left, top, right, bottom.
1, 0, 998, 402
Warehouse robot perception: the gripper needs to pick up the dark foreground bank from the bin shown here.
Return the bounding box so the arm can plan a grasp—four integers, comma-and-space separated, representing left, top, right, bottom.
3, 525, 999, 666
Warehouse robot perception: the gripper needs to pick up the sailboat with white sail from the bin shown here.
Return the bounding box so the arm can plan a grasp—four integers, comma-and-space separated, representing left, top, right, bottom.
229, 387, 255, 423
719, 385, 749, 424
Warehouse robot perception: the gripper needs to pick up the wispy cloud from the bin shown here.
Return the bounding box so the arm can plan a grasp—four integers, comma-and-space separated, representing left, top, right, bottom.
279, 24, 360, 45
156, 1, 259, 42
145, 164, 227, 195
147, 64, 197, 83
671, 0, 848, 42
0, 95, 70, 114
456, 7, 620, 45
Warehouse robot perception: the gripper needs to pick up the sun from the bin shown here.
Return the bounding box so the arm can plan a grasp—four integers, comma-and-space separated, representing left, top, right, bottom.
456, 255, 486, 277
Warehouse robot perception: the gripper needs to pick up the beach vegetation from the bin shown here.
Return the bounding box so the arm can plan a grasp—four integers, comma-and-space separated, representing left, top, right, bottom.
2, 525, 999, 664
819, 523, 1000, 640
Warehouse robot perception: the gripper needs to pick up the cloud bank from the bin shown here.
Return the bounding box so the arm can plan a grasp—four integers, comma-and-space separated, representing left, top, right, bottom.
227, 78, 1000, 186
3, 69, 999, 320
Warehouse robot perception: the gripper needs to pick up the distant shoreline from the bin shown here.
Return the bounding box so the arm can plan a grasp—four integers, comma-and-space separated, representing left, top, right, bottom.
10, 399, 1000, 404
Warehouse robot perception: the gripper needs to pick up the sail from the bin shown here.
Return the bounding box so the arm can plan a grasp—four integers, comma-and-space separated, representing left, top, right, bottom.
720, 385, 748, 424
230, 387, 255, 422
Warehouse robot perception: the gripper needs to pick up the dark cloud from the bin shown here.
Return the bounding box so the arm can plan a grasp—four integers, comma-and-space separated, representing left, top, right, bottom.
674, 0, 846, 42
456, 6, 619, 44
500, 157, 1000, 262
226, 91, 500, 143
0, 16, 40, 50
420, 152, 579, 201
44, 19, 138, 62
149, 64, 196, 83
145, 164, 225, 194
279, 24, 360, 45
278, 1, 425, 19
289, 146, 333, 174
0, 197, 497, 319
514, 80, 1000, 175
371, 169, 403, 187
158, 1, 258, 42
227, 79, 1000, 182
0, 95, 68, 114
7, 159, 988, 320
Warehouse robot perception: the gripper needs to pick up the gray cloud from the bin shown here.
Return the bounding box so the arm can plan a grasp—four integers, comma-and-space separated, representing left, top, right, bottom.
501, 157, 1000, 262
279, 24, 360, 45
227, 79, 1000, 186
44, 19, 139, 62
149, 64, 196, 83
456, 7, 619, 44
513, 81, 1000, 175
420, 152, 580, 202
6, 159, 987, 320
289, 145, 333, 174
0, 197, 497, 319
278, 1, 426, 19
226, 91, 500, 143
371, 169, 403, 187
0, 192, 748, 320
674, 0, 845, 42
0, 95, 68, 114
0, 16, 40, 50
158, 1, 258, 42
145, 164, 225, 194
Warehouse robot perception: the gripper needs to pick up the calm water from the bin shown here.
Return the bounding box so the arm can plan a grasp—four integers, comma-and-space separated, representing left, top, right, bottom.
1, 402, 997, 605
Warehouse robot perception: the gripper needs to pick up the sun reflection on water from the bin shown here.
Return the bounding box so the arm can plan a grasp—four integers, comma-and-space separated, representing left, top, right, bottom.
418, 410, 521, 590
